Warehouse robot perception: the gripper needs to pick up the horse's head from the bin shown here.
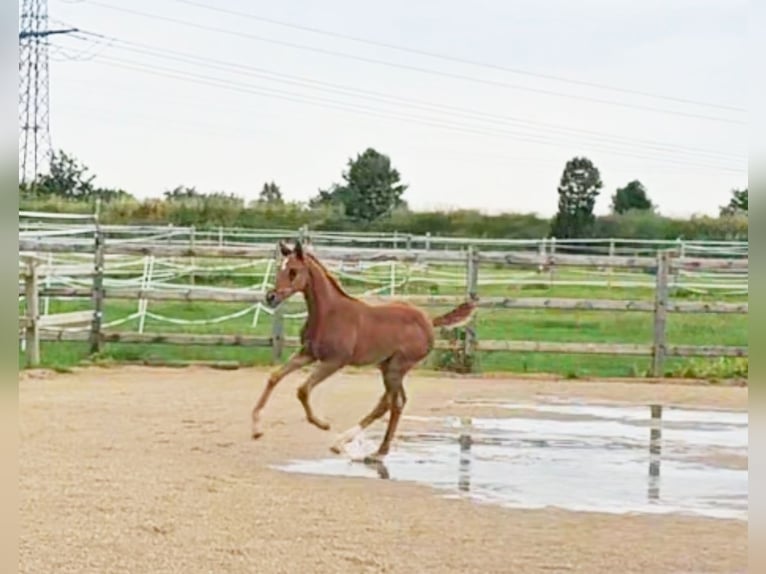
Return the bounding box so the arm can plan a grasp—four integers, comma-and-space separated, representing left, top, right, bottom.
265, 240, 311, 308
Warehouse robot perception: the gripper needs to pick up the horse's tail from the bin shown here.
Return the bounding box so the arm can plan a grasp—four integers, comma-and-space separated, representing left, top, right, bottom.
432, 300, 477, 329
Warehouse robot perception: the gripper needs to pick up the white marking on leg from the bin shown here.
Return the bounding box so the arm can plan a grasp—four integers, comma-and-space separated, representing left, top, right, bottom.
280, 258, 288, 271
331, 424, 362, 452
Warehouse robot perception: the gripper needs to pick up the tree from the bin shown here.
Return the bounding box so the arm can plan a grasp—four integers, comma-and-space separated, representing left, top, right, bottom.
23, 149, 130, 201
550, 156, 603, 238
257, 181, 284, 205
164, 185, 202, 200
720, 188, 748, 216
31, 149, 95, 198
311, 148, 407, 223
611, 180, 653, 214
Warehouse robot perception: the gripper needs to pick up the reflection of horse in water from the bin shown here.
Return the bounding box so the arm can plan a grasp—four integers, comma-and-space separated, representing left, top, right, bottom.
251, 240, 477, 461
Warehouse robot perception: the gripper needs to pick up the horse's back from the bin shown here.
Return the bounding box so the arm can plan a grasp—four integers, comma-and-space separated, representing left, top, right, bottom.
367, 300, 432, 332
351, 301, 433, 364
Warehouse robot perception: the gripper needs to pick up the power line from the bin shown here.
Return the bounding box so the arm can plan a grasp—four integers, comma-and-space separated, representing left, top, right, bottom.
55, 102, 735, 179
66, 50, 743, 173
60, 101, 716, 177
171, 0, 744, 114
47, 17, 109, 62
80, 0, 745, 126
63, 31, 744, 163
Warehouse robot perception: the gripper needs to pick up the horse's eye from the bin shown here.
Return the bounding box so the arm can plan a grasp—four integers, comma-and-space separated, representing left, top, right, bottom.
288, 269, 297, 281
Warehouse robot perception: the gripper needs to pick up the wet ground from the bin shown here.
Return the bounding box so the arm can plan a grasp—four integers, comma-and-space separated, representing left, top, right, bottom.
275, 398, 748, 521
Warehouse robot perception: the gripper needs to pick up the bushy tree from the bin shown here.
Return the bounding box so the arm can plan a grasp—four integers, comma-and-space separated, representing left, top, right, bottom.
23, 149, 130, 201
550, 156, 603, 238
611, 180, 653, 214
720, 188, 748, 216
257, 181, 284, 205
31, 150, 95, 199
163, 185, 202, 200
312, 148, 407, 223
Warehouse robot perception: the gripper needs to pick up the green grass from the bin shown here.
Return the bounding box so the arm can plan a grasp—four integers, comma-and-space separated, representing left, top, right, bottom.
19, 259, 748, 380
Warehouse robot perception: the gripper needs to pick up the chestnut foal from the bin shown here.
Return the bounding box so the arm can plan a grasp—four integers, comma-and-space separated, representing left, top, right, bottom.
251, 240, 476, 460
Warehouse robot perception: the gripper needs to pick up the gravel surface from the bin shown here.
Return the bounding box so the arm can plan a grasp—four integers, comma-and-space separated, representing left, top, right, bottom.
20, 367, 747, 574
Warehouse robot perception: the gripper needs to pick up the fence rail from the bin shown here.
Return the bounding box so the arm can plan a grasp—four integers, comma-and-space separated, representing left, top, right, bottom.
34, 330, 746, 359
19, 215, 748, 256
18, 234, 748, 377
18, 239, 749, 270
22, 287, 748, 314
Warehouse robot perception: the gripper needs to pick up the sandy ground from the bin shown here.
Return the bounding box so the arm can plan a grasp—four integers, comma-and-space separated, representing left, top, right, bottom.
19, 366, 747, 574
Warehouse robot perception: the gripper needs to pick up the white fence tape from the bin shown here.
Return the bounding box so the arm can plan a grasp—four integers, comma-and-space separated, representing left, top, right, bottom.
19, 229, 748, 334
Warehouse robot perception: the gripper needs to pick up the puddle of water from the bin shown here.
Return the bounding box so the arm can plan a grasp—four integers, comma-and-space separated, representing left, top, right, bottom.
273, 402, 748, 521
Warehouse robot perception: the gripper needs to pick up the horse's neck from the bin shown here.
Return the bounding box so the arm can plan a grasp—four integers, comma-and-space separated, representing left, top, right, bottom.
304, 263, 346, 325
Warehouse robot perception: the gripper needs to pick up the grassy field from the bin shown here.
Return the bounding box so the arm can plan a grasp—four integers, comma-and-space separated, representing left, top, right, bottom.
19, 256, 748, 380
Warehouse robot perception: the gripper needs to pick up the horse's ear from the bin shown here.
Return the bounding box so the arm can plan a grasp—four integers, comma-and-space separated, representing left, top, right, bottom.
294, 240, 304, 260
279, 241, 292, 257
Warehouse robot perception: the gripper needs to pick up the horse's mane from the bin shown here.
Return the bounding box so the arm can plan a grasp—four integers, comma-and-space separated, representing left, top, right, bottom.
305, 253, 356, 301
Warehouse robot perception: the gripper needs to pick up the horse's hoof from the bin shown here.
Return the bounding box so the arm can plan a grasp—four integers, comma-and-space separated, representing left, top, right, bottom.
251, 429, 264, 440
363, 453, 385, 464
329, 444, 343, 454
310, 419, 331, 431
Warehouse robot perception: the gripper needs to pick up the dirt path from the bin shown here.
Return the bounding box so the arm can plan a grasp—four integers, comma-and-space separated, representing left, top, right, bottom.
19, 367, 747, 574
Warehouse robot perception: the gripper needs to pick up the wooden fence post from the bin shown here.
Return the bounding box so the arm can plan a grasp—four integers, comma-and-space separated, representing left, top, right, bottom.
24, 259, 40, 367
90, 226, 105, 355
190, 225, 196, 286
651, 251, 670, 377
548, 236, 557, 287
271, 311, 284, 364
673, 238, 684, 288
271, 245, 284, 363
463, 246, 479, 370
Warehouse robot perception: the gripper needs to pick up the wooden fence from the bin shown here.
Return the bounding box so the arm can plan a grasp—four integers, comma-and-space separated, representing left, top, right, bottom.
19, 216, 749, 258
18, 237, 748, 376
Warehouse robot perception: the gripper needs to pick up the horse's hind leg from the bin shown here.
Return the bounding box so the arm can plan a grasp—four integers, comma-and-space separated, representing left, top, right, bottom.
330, 392, 392, 454
297, 361, 343, 431
372, 387, 405, 460
331, 356, 402, 453
368, 359, 412, 461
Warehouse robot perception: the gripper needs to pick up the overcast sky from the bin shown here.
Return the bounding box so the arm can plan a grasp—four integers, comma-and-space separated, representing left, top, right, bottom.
46, 0, 747, 217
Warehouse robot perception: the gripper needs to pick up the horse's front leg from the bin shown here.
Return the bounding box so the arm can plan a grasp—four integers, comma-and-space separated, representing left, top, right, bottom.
296, 361, 343, 431
251, 351, 314, 439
